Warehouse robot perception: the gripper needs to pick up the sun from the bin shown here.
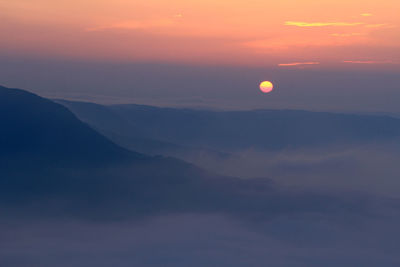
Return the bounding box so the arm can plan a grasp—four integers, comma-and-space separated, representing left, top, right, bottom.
259, 81, 274, 93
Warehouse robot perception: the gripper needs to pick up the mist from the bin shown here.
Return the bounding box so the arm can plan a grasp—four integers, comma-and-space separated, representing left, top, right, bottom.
175, 140, 400, 197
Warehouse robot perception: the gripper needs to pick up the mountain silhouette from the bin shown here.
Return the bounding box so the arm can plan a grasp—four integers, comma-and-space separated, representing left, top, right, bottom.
58, 99, 400, 156
0, 85, 141, 166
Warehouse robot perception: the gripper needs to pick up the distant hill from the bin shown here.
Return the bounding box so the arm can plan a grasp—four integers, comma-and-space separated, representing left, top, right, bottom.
55, 99, 184, 156
0, 86, 141, 166
58, 99, 400, 156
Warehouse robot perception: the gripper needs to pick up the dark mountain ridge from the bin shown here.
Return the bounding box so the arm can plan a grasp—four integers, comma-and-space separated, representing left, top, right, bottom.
0, 85, 141, 167
110, 104, 400, 149
57, 99, 400, 158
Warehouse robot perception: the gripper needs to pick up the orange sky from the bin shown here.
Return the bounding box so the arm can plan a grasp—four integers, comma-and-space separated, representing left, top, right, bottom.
1, 0, 399, 68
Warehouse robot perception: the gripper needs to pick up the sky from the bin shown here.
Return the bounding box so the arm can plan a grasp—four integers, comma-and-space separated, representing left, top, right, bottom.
2, 2, 400, 265
0, 0, 399, 112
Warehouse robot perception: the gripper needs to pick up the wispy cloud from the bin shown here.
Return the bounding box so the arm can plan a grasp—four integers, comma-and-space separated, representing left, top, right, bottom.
285, 21, 392, 31
278, 62, 320, 67
343, 60, 394, 64
365, 23, 389, 28
361, 13, 373, 17
331, 33, 364, 37
285, 21, 363, 27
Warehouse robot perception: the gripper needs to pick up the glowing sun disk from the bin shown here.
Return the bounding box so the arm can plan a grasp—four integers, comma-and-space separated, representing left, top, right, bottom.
260, 81, 274, 93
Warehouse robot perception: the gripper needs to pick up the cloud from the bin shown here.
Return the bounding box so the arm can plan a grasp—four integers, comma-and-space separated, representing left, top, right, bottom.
343, 60, 395, 64
331, 33, 364, 37
285, 21, 363, 27
365, 24, 389, 28
361, 13, 373, 17
278, 62, 320, 67
285, 21, 390, 29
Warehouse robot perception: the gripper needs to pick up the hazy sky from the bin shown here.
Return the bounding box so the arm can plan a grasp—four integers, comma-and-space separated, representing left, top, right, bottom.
0, 0, 399, 112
